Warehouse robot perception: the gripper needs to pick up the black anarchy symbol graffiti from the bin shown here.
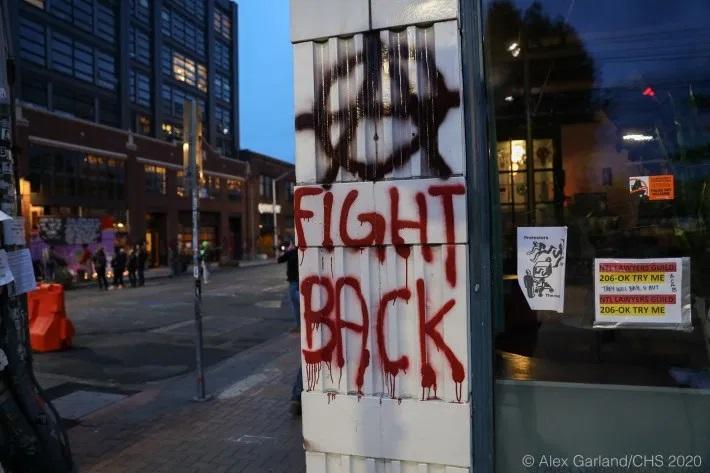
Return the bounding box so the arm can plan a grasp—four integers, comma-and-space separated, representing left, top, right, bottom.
295, 34, 461, 185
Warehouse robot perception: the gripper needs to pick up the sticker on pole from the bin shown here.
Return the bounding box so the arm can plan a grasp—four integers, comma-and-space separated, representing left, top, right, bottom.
517, 227, 567, 313
594, 258, 691, 330
3, 217, 25, 246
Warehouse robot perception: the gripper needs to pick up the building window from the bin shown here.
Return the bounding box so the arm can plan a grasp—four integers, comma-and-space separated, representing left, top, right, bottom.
21, 76, 48, 107
161, 84, 205, 120
73, 42, 94, 82
132, 113, 151, 136
99, 97, 118, 126
176, 169, 186, 197
145, 165, 166, 194
214, 74, 230, 102
96, 51, 117, 90
204, 175, 221, 199
259, 175, 273, 199
96, 2, 115, 43
172, 0, 204, 21
129, 70, 151, 107
170, 50, 207, 92
214, 41, 230, 72
24, 0, 45, 9
129, 0, 150, 23
20, 18, 45, 66
53, 84, 95, 121
161, 8, 205, 57
129, 26, 150, 64
214, 9, 231, 40
50, 32, 73, 75
162, 122, 182, 141
215, 105, 231, 135
28, 146, 125, 201
227, 179, 242, 202
50, 0, 95, 32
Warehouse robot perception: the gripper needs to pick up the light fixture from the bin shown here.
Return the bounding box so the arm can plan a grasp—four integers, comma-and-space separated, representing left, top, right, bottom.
507, 42, 519, 52
504, 95, 514, 102
511, 48, 521, 57
223, 127, 229, 134
622, 133, 654, 142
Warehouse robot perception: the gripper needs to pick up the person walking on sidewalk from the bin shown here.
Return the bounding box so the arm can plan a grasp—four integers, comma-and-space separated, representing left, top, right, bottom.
137, 242, 148, 286
278, 240, 302, 415
127, 246, 138, 288
111, 246, 127, 288
199, 241, 211, 285
92, 246, 109, 290
78, 244, 93, 281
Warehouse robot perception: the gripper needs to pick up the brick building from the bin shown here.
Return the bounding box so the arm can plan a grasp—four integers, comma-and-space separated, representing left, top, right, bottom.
241, 149, 295, 258
9, 0, 245, 265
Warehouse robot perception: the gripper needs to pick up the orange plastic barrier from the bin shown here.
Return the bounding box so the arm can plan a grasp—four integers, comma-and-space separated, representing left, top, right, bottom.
27, 284, 75, 352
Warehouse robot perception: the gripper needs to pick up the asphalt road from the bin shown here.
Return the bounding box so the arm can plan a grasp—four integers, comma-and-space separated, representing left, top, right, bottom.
33, 264, 293, 390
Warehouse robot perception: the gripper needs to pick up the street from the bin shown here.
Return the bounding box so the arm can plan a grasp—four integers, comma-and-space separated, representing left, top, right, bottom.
35, 263, 294, 389
32, 263, 306, 472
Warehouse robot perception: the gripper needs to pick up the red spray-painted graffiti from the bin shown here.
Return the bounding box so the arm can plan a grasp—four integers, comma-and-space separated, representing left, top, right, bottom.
301, 274, 465, 402
295, 182, 465, 282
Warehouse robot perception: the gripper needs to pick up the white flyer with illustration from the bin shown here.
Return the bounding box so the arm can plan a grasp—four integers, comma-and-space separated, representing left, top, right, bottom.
517, 227, 567, 313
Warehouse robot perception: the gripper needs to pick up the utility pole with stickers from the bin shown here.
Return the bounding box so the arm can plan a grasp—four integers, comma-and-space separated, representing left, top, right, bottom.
0, 5, 75, 472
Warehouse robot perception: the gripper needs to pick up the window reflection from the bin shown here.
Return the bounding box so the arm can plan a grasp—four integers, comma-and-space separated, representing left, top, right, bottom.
487, 0, 710, 388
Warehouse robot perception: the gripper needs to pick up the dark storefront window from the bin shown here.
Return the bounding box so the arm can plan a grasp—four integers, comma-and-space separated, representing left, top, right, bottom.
21, 76, 48, 107
28, 145, 125, 201
484, 0, 710, 469
145, 165, 167, 195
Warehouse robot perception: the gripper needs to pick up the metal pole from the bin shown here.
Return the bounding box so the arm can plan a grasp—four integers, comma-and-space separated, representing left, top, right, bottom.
187, 100, 207, 401
272, 178, 277, 254
459, 0, 495, 472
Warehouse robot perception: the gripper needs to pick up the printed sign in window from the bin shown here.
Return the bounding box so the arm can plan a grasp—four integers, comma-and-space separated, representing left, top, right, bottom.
628, 175, 675, 201
594, 258, 691, 330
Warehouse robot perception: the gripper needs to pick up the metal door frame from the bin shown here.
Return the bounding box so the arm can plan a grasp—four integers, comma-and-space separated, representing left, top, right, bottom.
460, 0, 496, 472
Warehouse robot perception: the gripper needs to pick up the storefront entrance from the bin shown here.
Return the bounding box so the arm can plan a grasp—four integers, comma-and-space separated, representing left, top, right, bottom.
475, 0, 710, 470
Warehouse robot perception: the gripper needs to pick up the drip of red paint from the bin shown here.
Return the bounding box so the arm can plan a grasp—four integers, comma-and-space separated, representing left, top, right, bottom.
377, 288, 411, 399
340, 189, 385, 248
390, 188, 432, 262
428, 184, 465, 287
416, 278, 465, 401
322, 191, 334, 252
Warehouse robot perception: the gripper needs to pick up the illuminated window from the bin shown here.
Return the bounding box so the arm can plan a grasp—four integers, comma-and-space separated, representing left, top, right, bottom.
145, 165, 166, 194
171, 51, 207, 92
177, 170, 186, 197
227, 179, 242, 202
214, 9, 231, 40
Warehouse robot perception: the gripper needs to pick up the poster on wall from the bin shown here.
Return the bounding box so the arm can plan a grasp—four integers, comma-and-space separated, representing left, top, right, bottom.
517, 226, 567, 313
593, 258, 691, 330
38, 217, 101, 245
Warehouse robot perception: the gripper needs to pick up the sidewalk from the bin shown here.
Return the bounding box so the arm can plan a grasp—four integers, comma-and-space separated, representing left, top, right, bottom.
66, 333, 305, 473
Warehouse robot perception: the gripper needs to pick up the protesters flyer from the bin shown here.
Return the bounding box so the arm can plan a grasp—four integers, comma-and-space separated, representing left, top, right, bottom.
517, 227, 567, 313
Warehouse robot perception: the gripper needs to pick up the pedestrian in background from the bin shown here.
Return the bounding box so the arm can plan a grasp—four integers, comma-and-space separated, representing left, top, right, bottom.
111, 246, 126, 289
127, 246, 138, 288
78, 244, 93, 281
137, 242, 147, 286
199, 241, 210, 285
278, 240, 302, 416
92, 247, 109, 290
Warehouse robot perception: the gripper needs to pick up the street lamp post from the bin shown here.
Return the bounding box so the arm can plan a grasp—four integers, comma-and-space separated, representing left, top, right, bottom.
271, 170, 293, 254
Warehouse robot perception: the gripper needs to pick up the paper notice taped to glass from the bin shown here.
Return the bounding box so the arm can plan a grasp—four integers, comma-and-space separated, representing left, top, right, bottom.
517, 227, 568, 313
0, 250, 13, 286
6, 249, 36, 295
